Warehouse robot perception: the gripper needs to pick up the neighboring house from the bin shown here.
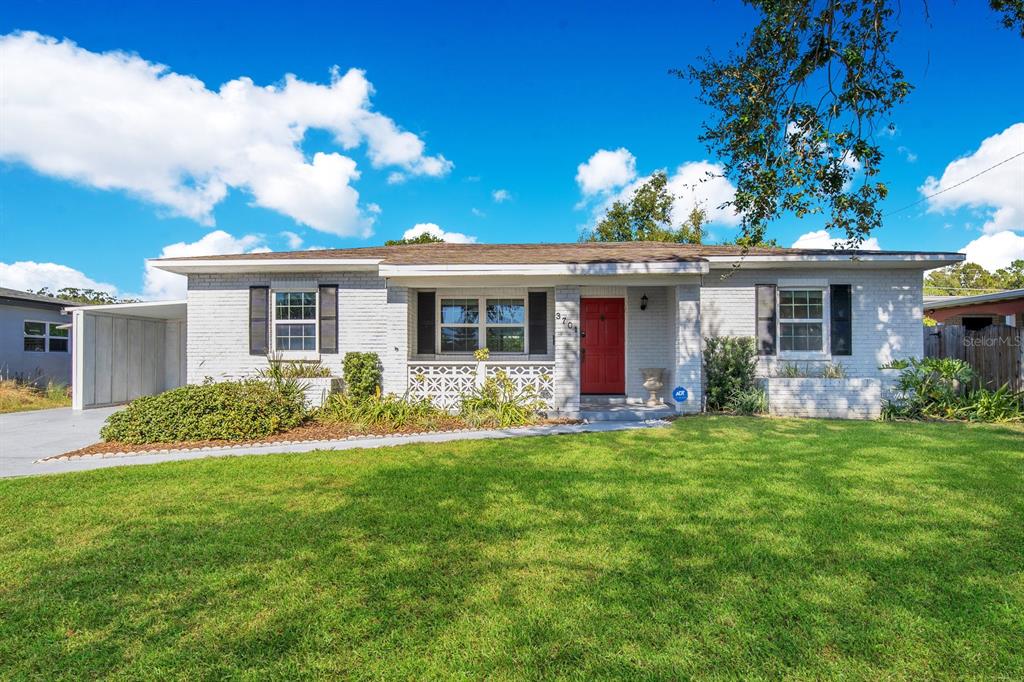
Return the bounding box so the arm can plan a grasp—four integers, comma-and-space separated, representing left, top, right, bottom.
925, 289, 1024, 330
69, 243, 962, 417
0, 287, 74, 384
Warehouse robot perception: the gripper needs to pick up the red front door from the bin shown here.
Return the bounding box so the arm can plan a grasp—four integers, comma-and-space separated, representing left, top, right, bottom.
580, 298, 625, 394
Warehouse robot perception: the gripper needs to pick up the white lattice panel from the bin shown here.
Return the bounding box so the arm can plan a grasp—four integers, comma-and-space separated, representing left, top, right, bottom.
486, 364, 555, 408
408, 362, 555, 410
407, 363, 477, 409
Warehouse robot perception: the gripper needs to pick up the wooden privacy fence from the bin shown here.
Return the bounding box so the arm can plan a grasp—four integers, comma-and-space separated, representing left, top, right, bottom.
924, 325, 1024, 391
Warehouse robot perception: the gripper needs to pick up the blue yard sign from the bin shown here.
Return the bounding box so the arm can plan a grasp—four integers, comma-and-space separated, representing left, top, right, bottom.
672, 386, 688, 403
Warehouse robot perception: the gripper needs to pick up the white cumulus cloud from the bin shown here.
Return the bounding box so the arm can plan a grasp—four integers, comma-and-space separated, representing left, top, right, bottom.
492, 189, 511, 203
791, 229, 882, 250
960, 231, 1024, 271
401, 223, 477, 244
581, 156, 742, 229
280, 231, 304, 250
897, 145, 918, 163
662, 161, 742, 227
575, 148, 637, 196
144, 230, 269, 300
919, 123, 1024, 235
0, 261, 119, 295
0, 31, 452, 237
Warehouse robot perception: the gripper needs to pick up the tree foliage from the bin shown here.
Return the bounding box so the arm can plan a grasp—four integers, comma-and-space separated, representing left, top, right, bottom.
997, 260, 1024, 289
34, 287, 139, 305
583, 172, 706, 243
682, 0, 1023, 247
730, 233, 780, 248
991, 0, 1024, 37
924, 260, 1024, 295
384, 232, 445, 246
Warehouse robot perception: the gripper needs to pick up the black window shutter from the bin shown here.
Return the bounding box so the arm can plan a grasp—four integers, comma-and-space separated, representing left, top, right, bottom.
249, 286, 269, 355
830, 284, 853, 356
528, 291, 548, 355
416, 291, 436, 355
755, 284, 777, 356
319, 285, 338, 354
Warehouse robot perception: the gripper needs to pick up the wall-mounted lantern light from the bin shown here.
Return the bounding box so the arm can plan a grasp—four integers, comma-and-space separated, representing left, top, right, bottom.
640, 293, 648, 311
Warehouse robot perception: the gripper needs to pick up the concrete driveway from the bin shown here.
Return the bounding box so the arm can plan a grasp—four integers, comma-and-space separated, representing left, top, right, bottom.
1, 407, 668, 479
0, 406, 121, 478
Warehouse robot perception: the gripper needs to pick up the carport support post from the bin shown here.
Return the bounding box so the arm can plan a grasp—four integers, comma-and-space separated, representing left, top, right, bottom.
71, 309, 85, 410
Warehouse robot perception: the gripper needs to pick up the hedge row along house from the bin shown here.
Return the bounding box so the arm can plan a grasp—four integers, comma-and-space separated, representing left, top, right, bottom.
67, 242, 962, 419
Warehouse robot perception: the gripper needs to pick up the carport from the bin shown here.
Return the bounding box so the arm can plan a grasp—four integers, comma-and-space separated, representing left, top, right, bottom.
69, 301, 187, 410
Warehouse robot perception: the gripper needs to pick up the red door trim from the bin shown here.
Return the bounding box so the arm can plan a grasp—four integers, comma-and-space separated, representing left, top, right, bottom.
580, 297, 626, 395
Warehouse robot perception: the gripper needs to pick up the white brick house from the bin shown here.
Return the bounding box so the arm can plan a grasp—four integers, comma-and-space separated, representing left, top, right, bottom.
70, 242, 962, 418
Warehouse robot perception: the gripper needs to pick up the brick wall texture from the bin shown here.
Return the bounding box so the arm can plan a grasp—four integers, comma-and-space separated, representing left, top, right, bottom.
186, 266, 922, 416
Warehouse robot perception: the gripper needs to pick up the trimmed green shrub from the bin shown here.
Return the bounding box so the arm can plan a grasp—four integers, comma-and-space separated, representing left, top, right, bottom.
459, 370, 545, 428
316, 393, 456, 431
100, 380, 306, 444
704, 337, 758, 412
343, 352, 382, 400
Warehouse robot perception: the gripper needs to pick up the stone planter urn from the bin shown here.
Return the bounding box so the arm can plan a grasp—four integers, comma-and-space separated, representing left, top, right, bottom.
640, 368, 665, 407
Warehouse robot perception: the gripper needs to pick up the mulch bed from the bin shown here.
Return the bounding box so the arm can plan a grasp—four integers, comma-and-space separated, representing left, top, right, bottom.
47, 417, 580, 461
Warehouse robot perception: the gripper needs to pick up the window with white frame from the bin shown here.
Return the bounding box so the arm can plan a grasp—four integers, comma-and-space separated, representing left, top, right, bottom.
273, 291, 317, 352
438, 296, 527, 354
24, 321, 68, 353
485, 298, 525, 352
440, 298, 479, 352
778, 289, 825, 352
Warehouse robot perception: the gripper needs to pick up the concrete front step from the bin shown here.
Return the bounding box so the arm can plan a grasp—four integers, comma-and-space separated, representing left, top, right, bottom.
581, 394, 630, 406
580, 404, 675, 422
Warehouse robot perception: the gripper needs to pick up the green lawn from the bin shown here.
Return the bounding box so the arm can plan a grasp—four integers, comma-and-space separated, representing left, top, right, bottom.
1, 417, 1022, 679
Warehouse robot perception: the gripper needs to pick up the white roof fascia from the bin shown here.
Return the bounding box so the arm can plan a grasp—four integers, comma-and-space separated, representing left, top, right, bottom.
65, 300, 188, 319
705, 253, 964, 269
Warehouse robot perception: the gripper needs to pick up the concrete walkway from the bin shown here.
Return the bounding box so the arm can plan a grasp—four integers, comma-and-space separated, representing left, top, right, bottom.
1, 409, 668, 479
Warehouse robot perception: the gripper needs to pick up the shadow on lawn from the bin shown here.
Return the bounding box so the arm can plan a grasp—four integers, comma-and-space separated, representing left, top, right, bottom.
2, 418, 1023, 678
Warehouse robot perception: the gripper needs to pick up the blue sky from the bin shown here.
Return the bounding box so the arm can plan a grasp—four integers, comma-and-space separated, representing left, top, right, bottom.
2, 1, 1022, 299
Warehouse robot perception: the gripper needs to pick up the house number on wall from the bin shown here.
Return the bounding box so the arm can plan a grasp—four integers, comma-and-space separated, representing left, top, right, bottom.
554, 311, 578, 334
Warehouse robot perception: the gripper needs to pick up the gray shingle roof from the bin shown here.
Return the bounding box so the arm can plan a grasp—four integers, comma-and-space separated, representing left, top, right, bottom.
155, 241, 962, 265
0, 287, 75, 307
